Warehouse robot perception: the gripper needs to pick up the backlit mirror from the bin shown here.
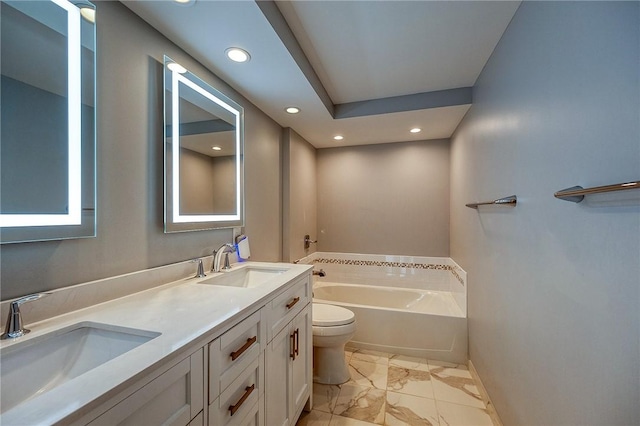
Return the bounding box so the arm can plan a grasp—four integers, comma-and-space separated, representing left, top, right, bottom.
164, 55, 244, 232
0, 0, 96, 244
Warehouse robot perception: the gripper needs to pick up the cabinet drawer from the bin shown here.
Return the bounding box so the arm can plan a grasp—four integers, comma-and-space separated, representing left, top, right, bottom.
241, 395, 264, 426
209, 308, 264, 403
267, 275, 310, 342
209, 353, 264, 426
208, 395, 263, 426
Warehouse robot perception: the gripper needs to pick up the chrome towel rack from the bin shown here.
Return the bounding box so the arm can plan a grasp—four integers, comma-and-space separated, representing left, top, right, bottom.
554, 180, 639, 203
466, 195, 517, 209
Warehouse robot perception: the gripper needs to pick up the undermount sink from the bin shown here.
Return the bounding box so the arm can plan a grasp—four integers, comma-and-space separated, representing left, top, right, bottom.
199, 266, 289, 288
0, 322, 160, 414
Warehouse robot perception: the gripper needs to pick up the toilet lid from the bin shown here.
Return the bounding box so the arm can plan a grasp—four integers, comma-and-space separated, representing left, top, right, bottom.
313, 303, 355, 327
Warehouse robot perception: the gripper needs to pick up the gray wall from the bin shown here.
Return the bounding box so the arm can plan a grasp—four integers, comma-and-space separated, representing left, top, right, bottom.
317, 140, 450, 257
179, 148, 216, 214
0, 1, 283, 300
179, 150, 236, 215
282, 128, 317, 262
1, 76, 69, 214
450, 2, 639, 424
210, 155, 237, 214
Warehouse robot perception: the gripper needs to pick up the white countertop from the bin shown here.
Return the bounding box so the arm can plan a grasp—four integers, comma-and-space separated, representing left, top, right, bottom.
0, 261, 312, 426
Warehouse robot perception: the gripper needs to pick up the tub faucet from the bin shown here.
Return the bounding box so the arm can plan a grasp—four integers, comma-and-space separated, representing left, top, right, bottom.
213, 243, 236, 272
313, 269, 326, 277
2, 293, 51, 340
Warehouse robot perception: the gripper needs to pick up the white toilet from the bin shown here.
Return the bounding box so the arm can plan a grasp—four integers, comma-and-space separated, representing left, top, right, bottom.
312, 303, 356, 385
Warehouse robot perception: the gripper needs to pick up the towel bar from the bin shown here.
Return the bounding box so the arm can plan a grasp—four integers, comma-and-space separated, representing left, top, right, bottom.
554, 181, 639, 203
466, 195, 517, 209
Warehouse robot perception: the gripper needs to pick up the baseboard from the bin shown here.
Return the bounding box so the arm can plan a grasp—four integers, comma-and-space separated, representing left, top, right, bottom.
468, 360, 504, 426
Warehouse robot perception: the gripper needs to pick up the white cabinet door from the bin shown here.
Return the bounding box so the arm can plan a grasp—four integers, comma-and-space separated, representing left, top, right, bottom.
265, 305, 312, 426
265, 324, 293, 426
290, 305, 311, 420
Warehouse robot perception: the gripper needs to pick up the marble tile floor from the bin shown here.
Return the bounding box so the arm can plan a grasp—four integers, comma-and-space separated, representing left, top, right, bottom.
296, 348, 494, 426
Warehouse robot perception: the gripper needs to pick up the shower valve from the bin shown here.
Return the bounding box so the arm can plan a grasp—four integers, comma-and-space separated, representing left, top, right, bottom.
304, 234, 317, 250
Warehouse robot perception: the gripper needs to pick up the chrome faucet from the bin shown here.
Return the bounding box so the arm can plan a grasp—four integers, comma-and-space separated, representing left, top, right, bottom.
212, 243, 236, 272
192, 258, 206, 278
2, 293, 51, 340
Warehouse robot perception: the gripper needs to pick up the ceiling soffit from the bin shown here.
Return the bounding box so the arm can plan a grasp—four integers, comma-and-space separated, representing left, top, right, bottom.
257, 0, 473, 120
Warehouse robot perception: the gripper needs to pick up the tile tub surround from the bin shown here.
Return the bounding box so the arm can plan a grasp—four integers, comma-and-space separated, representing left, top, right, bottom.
0, 260, 312, 425
297, 348, 494, 426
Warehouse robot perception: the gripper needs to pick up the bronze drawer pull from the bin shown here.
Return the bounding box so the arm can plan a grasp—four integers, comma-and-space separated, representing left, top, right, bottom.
229, 384, 255, 416
294, 328, 299, 357
290, 331, 296, 360
230, 336, 257, 361
286, 297, 300, 310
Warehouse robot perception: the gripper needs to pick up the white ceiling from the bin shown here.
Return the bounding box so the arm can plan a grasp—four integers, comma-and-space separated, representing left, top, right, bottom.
122, 0, 520, 149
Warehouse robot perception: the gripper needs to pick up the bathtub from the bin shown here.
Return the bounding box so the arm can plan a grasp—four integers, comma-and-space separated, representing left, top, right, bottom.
299, 252, 468, 364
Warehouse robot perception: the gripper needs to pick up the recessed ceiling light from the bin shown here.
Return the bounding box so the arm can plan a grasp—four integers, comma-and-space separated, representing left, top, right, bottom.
212, 146, 222, 151
167, 62, 187, 74
285, 107, 300, 114
173, 0, 196, 5
333, 135, 344, 141
225, 47, 251, 63
410, 128, 422, 133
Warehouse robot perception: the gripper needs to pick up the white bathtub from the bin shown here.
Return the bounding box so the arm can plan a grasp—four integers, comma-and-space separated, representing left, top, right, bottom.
299, 252, 468, 364
314, 283, 464, 317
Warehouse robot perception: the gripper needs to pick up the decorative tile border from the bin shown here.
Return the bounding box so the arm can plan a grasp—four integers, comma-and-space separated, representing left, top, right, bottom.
451, 268, 465, 287
312, 258, 450, 270
311, 258, 466, 287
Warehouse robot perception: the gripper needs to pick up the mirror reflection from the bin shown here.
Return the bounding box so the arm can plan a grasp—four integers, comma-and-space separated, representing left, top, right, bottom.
0, 0, 96, 244
164, 56, 244, 233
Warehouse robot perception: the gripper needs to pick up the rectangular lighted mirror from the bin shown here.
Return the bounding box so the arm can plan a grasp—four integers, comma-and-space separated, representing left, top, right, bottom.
164, 55, 244, 232
0, 0, 96, 244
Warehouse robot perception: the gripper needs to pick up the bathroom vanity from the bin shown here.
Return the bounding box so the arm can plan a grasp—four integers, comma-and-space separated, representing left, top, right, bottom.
0, 261, 312, 426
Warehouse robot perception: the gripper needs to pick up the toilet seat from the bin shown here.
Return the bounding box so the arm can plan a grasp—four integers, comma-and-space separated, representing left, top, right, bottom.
312, 322, 356, 337
313, 303, 355, 327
